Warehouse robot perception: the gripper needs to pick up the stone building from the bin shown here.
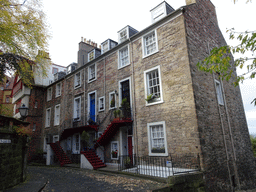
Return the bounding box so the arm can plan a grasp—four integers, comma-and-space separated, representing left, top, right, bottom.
0, 75, 14, 116
42, 0, 256, 191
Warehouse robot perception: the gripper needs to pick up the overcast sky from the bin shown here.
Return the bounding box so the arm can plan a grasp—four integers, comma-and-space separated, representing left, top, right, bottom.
42, 0, 256, 133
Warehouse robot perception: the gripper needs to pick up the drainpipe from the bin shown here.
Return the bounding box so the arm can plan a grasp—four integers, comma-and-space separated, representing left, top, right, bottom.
129, 37, 138, 156
208, 42, 233, 190
84, 68, 86, 126
213, 73, 233, 191
221, 79, 241, 189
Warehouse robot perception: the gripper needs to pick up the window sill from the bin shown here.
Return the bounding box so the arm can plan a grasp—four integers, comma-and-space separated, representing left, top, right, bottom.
146, 100, 164, 106
74, 85, 81, 90
55, 95, 61, 98
109, 107, 116, 110
88, 78, 97, 84
149, 153, 168, 157
118, 63, 130, 70
99, 109, 105, 112
142, 50, 159, 59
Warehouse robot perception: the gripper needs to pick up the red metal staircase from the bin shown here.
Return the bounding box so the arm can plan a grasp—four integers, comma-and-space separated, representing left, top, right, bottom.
95, 118, 133, 148
50, 142, 72, 166
81, 150, 106, 169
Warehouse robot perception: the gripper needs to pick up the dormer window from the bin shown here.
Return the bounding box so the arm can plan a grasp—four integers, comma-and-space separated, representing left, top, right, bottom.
67, 66, 71, 74
150, 1, 174, 23
101, 39, 118, 54
118, 26, 138, 44
88, 51, 95, 62
102, 42, 108, 54
119, 30, 127, 43
88, 49, 101, 62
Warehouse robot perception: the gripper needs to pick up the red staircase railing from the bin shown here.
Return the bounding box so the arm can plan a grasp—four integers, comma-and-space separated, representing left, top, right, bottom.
95, 118, 133, 148
50, 142, 72, 166
81, 150, 106, 169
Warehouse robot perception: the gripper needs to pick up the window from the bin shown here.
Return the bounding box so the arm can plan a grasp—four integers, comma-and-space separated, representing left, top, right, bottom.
52, 67, 58, 74
109, 92, 116, 109
142, 30, 158, 58
67, 66, 71, 74
47, 87, 52, 101
88, 64, 96, 82
56, 83, 61, 97
99, 96, 105, 112
119, 29, 127, 43
73, 97, 81, 121
34, 101, 38, 108
74, 72, 81, 88
45, 108, 51, 127
88, 51, 95, 62
118, 46, 130, 69
151, 3, 165, 23
215, 80, 224, 105
144, 66, 163, 105
54, 105, 60, 126
32, 123, 36, 131
44, 137, 49, 152
102, 41, 109, 54
111, 141, 119, 159
5, 96, 10, 103
147, 121, 168, 156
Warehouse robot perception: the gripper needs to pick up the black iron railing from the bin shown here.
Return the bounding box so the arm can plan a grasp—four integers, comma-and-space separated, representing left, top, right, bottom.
118, 153, 200, 178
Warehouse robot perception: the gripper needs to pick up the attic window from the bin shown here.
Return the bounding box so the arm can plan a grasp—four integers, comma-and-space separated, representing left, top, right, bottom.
119, 30, 127, 43
102, 42, 109, 54
88, 51, 95, 62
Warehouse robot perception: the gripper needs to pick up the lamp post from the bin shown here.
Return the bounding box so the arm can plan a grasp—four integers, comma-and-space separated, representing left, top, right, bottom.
19, 104, 29, 121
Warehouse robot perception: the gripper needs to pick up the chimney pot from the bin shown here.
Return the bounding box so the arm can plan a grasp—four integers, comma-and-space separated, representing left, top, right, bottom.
186, 0, 196, 5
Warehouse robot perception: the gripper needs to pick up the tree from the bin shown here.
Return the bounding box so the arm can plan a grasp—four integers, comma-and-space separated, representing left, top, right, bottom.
250, 134, 256, 157
197, 0, 256, 106
0, 0, 50, 85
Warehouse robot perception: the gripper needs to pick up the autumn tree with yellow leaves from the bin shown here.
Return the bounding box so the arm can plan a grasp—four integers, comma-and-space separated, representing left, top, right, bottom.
0, 0, 50, 85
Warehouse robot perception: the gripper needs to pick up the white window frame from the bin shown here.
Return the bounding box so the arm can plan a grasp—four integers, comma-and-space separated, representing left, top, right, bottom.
151, 3, 167, 23
88, 50, 95, 62
45, 108, 51, 127
102, 41, 109, 54
118, 45, 130, 69
73, 133, 80, 154
109, 91, 116, 110
53, 135, 59, 143
111, 141, 119, 160
88, 63, 97, 83
147, 121, 168, 156
44, 137, 49, 152
47, 87, 52, 101
55, 83, 61, 97
118, 77, 132, 108
98, 96, 105, 112
118, 28, 128, 43
54, 104, 60, 126
87, 90, 97, 122
74, 72, 81, 89
144, 65, 163, 106
73, 96, 81, 121
215, 80, 224, 105
142, 29, 159, 58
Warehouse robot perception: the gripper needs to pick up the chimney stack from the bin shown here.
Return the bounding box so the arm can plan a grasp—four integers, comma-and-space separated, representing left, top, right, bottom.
186, 0, 196, 5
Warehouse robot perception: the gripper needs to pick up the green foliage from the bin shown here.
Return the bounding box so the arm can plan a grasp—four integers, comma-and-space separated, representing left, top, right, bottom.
81, 131, 89, 142
114, 109, 120, 118
145, 94, 153, 102
197, 29, 256, 106
0, 0, 50, 85
250, 134, 256, 157
121, 98, 129, 109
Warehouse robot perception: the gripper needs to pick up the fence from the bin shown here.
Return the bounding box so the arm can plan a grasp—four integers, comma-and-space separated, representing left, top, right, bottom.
118, 153, 200, 178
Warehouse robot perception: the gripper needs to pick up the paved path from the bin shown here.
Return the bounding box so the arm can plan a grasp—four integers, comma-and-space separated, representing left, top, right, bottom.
4, 166, 166, 192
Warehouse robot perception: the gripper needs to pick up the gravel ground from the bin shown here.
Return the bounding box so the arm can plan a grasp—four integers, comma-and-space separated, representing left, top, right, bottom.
4, 166, 167, 192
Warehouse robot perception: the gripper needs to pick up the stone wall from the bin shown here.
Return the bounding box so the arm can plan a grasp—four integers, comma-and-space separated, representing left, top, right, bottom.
184, 0, 256, 191
0, 131, 27, 190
